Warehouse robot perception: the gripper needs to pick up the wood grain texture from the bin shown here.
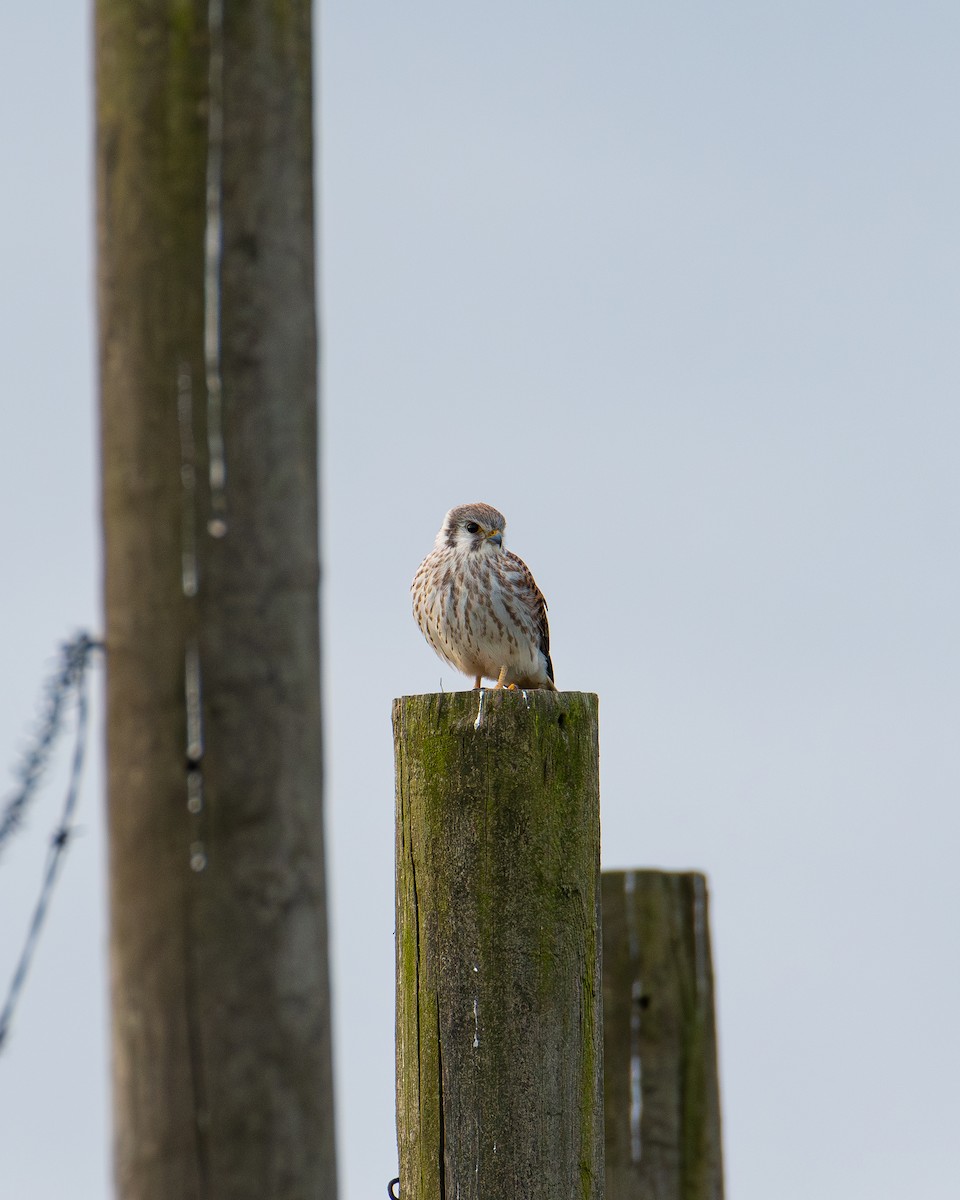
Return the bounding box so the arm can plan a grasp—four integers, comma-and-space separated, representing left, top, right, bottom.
96, 3, 335, 1196
602, 871, 723, 1200
394, 690, 603, 1200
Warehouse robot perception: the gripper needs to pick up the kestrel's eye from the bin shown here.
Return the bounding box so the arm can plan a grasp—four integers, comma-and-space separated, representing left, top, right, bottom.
465, 522, 480, 534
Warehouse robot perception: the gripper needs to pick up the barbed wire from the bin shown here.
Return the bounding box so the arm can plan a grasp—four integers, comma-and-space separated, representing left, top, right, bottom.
0, 632, 102, 1051
0, 632, 101, 854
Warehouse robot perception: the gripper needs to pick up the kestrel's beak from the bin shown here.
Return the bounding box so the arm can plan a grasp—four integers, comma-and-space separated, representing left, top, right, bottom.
486, 529, 503, 548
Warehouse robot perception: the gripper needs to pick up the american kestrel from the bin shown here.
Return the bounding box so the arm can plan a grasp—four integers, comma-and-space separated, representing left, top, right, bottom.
412, 502, 556, 690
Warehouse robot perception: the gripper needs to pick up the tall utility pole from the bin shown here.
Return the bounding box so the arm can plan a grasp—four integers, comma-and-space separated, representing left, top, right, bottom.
96, 4, 336, 1198
393, 690, 603, 1200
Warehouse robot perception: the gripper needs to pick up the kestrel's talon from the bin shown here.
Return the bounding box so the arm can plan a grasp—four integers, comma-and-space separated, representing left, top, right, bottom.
411, 503, 557, 693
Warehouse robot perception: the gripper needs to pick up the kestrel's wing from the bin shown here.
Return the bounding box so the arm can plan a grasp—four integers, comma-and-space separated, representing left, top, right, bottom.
505, 550, 554, 684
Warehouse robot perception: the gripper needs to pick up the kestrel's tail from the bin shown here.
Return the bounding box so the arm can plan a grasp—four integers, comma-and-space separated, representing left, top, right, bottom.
520, 663, 556, 690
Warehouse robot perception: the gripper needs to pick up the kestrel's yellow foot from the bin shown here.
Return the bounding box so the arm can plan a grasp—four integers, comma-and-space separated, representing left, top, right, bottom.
493, 665, 509, 691
473, 675, 483, 689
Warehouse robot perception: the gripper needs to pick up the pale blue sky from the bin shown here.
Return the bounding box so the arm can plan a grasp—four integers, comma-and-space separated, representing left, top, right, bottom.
2, 3, 959, 1198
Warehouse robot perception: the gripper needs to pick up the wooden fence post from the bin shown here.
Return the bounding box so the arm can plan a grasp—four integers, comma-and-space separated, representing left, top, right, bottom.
602, 870, 724, 1200
393, 690, 603, 1200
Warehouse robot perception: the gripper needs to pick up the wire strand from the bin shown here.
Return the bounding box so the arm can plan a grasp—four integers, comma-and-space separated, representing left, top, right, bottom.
0, 633, 101, 1051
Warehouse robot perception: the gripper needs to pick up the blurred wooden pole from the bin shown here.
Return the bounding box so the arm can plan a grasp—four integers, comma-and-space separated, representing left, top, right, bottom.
602, 870, 723, 1200
393, 690, 603, 1200
96, 2, 336, 1197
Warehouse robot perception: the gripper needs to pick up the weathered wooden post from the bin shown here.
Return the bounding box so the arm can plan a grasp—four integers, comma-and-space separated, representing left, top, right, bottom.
602, 870, 723, 1200
96, 2, 335, 1197
393, 690, 603, 1200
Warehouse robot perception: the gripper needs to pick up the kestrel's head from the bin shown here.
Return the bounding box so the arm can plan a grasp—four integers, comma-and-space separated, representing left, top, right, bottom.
437, 502, 507, 554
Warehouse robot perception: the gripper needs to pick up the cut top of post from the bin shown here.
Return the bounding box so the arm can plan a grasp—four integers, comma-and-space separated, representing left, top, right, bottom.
393, 688, 598, 735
